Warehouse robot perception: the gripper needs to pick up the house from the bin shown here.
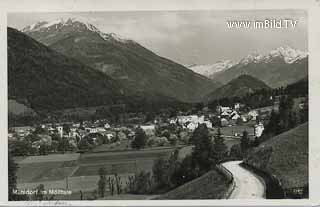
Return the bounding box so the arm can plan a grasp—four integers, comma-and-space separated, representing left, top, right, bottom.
104, 123, 111, 129
177, 115, 205, 125
105, 133, 114, 141
97, 127, 107, 133
234, 103, 241, 111
248, 110, 259, 120
221, 118, 229, 127
56, 126, 63, 138
140, 125, 156, 136
231, 113, 241, 120
169, 119, 177, 124
203, 121, 213, 129
11, 126, 35, 138
85, 127, 98, 134
221, 110, 230, 118
186, 122, 198, 131
254, 122, 264, 137
241, 115, 248, 123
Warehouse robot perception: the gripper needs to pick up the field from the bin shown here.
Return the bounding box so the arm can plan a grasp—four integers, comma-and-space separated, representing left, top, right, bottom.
219, 125, 255, 137
73, 148, 175, 176
16, 153, 80, 183
17, 153, 80, 164
15, 147, 177, 199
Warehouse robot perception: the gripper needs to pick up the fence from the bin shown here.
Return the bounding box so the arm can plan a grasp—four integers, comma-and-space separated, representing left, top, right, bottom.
215, 164, 235, 199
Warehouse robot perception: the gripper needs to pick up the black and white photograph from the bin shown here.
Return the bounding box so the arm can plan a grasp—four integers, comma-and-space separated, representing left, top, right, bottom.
7, 9, 308, 201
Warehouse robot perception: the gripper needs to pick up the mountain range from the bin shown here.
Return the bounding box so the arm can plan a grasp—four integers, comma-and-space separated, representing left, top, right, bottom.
187, 46, 308, 88
9, 18, 308, 115
186, 60, 234, 78
22, 18, 219, 103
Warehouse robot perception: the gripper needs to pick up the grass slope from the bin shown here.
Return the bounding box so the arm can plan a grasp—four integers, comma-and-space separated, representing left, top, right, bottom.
244, 123, 308, 189
156, 169, 229, 199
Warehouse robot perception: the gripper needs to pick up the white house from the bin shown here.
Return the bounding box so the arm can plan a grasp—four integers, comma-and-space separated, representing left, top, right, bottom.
203, 121, 213, 128
86, 127, 98, 134
221, 110, 230, 117
104, 123, 111, 129
140, 125, 156, 136
56, 126, 63, 138
97, 127, 107, 133
186, 122, 198, 131
254, 122, 264, 137
106, 133, 114, 141
248, 110, 259, 120
169, 119, 177, 124
241, 115, 248, 122
231, 113, 241, 120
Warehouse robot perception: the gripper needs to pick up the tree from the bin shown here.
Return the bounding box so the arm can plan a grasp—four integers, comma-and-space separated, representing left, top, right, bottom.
172, 155, 197, 186
190, 124, 215, 174
131, 127, 147, 149
229, 144, 242, 159
57, 137, 69, 153
97, 167, 107, 198
264, 109, 280, 136
212, 128, 228, 163
152, 158, 169, 189
9, 140, 35, 156
240, 130, 250, 154
39, 144, 49, 155
152, 149, 179, 191
78, 138, 91, 151
63, 123, 71, 135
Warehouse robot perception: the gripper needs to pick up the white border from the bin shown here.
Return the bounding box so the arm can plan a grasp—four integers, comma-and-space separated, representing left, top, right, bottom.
1, 0, 319, 206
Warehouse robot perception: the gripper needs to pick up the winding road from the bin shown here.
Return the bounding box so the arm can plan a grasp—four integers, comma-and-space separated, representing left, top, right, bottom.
222, 160, 266, 199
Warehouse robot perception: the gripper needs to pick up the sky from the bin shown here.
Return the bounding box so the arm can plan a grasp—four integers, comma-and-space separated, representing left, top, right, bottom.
8, 10, 307, 65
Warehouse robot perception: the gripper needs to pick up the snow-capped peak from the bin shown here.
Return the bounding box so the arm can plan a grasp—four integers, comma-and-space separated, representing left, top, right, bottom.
186, 60, 234, 78
21, 18, 132, 44
268, 46, 308, 64
239, 46, 307, 65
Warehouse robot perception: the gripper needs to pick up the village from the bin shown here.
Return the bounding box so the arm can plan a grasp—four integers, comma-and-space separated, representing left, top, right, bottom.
8, 100, 280, 156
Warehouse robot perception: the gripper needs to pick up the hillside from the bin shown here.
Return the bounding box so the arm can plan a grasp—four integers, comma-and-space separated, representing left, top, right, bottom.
244, 123, 308, 191
155, 169, 229, 199
205, 74, 270, 102
211, 47, 308, 88
8, 27, 184, 114
8, 27, 129, 111
23, 18, 220, 102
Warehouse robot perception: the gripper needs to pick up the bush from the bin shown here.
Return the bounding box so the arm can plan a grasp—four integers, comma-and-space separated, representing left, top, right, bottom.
131, 127, 147, 149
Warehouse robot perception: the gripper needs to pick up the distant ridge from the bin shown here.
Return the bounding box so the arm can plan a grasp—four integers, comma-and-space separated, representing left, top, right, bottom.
205, 74, 271, 102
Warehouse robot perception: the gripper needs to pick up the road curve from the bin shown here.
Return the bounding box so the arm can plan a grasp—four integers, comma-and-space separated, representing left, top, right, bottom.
222, 160, 265, 199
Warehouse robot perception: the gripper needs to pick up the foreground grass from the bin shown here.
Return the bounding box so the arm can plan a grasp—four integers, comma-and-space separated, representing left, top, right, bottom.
244, 123, 308, 190
155, 169, 229, 199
